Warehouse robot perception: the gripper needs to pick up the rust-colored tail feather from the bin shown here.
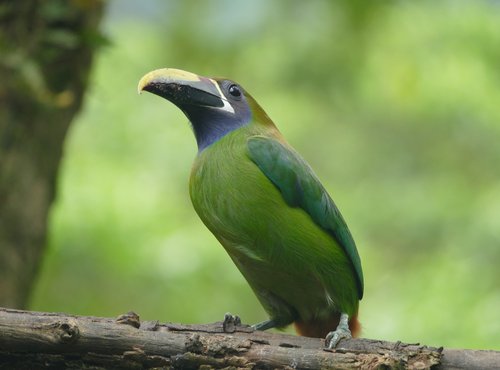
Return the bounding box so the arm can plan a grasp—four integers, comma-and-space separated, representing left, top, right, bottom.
294, 313, 361, 339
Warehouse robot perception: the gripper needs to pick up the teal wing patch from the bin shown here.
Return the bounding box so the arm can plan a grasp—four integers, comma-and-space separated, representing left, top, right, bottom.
247, 136, 364, 299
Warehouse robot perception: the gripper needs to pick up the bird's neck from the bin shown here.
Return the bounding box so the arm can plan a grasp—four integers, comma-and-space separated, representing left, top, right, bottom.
182, 107, 247, 152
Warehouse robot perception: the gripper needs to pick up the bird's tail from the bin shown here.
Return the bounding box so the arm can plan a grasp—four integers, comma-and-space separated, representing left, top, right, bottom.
294, 312, 361, 339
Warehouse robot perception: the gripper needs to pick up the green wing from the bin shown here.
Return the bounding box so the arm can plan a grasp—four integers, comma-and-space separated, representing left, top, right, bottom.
247, 136, 364, 299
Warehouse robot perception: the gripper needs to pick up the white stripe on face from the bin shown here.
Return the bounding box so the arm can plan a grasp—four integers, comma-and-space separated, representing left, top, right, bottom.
211, 79, 235, 114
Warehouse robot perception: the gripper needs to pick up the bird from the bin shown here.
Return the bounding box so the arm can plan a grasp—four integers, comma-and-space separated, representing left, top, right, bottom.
137, 68, 363, 348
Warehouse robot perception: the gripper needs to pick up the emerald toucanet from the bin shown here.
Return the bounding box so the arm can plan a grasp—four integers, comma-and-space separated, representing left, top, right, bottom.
138, 68, 363, 347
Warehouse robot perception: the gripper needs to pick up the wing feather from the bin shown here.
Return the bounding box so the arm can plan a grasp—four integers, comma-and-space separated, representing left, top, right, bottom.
247, 136, 364, 299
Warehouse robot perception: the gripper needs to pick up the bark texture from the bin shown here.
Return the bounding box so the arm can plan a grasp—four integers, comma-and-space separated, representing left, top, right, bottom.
0, 0, 104, 308
1, 308, 498, 370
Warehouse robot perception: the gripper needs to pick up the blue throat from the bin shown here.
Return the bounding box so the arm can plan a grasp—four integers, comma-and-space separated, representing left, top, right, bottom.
183, 106, 251, 151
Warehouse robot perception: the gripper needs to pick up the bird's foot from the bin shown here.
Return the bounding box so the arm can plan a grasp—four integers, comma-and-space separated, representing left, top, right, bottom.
115, 311, 141, 328
251, 319, 278, 331
222, 312, 241, 333
325, 313, 351, 349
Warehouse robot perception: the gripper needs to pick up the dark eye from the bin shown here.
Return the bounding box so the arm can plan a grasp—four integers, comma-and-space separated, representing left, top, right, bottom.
228, 84, 241, 97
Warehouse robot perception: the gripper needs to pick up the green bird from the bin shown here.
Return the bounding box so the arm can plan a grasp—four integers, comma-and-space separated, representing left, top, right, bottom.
138, 68, 363, 347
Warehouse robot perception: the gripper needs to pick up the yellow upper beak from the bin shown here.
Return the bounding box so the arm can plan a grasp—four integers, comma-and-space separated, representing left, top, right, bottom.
137, 68, 203, 94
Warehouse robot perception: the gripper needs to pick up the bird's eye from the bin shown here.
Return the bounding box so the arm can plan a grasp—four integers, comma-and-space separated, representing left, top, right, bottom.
228, 84, 241, 97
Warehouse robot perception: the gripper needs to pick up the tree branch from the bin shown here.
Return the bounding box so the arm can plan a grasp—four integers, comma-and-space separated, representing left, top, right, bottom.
0, 308, 498, 369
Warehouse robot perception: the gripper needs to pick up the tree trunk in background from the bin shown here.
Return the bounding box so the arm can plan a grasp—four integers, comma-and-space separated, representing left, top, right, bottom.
0, 0, 104, 308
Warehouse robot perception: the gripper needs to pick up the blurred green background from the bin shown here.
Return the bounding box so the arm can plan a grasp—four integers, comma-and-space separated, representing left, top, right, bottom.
30, 0, 500, 350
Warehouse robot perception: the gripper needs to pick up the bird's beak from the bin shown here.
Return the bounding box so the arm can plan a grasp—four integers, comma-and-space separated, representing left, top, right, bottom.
137, 68, 226, 109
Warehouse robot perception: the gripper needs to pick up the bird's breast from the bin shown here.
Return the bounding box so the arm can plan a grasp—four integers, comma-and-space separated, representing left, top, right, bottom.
189, 133, 278, 259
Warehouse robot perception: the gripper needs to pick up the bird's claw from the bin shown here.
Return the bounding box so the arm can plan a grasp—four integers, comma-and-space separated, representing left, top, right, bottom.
325, 312, 352, 348
325, 326, 351, 348
222, 312, 241, 333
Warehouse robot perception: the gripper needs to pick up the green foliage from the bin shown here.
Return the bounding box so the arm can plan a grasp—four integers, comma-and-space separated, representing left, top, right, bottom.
31, 0, 500, 350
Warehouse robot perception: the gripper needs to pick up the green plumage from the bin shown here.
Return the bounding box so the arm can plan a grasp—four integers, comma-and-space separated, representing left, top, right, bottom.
190, 124, 360, 327
247, 136, 363, 298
